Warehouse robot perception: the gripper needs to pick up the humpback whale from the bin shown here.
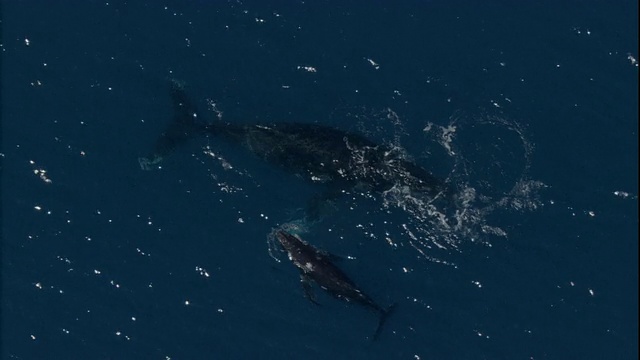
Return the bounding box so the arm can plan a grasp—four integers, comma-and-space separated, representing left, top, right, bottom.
139, 81, 450, 217
275, 229, 395, 340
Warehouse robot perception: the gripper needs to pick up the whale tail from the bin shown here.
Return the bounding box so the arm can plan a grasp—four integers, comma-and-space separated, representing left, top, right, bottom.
139, 80, 204, 170
372, 303, 397, 341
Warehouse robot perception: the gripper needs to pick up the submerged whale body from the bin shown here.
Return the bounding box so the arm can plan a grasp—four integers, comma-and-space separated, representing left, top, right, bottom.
140, 82, 450, 211
206, 121, 447, 196
275, 229, 395, 340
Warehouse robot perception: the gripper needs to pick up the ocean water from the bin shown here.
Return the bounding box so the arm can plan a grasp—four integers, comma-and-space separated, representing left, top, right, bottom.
2, 1, 637, 359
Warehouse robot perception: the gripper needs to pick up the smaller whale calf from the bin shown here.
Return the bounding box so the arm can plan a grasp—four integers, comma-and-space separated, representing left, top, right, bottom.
275, 229, 395, 340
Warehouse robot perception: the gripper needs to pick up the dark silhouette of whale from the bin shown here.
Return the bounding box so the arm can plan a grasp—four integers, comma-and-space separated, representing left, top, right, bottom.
140, 81, 450, 216
275, 229, 395, 340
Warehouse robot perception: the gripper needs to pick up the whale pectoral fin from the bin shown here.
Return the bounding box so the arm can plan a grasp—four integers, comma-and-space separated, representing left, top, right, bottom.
317, 249, 347, 262
300, 272, 320, 306
305, 189, 342, 221
138, 154, 164, 171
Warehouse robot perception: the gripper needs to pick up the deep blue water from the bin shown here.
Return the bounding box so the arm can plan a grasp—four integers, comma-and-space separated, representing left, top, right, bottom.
2, 1, 638, 359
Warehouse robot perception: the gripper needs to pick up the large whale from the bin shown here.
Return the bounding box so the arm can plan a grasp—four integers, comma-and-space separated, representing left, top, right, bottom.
140, 81, 450, 216
274, 229, 395, 340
